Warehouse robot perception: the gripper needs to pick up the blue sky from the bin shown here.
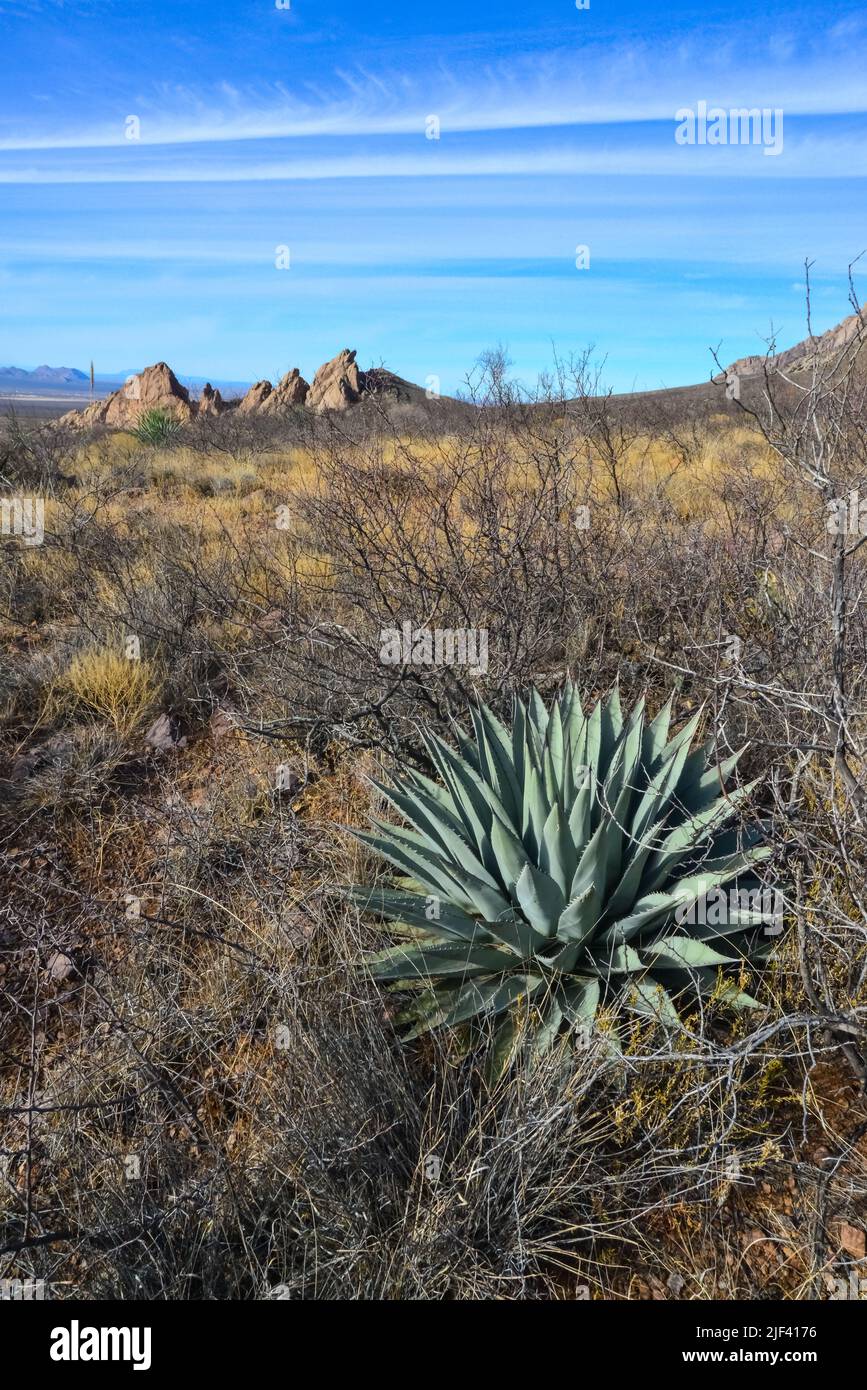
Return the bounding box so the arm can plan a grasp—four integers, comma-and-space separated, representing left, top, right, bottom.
1, 0, 866, 392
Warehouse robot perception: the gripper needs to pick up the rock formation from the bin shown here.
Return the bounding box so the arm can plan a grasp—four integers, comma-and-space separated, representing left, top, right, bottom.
260, 367, 309, 412
197, 383, 225, 417
236, 380, 273, 414
60, 362, 195, 428
724, 311, 865, 380
306, 348, 365, 413
59, 349, 423, 429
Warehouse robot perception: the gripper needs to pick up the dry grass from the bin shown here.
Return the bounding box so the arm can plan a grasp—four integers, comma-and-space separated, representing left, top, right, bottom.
54, 647, 163, 733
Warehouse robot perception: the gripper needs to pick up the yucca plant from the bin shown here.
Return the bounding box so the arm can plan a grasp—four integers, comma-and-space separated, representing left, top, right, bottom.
134, 407, 182, 446
350, 683, 774, 1072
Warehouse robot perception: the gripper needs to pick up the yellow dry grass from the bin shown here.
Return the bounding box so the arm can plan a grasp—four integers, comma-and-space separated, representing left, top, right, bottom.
54, 646, 162, 733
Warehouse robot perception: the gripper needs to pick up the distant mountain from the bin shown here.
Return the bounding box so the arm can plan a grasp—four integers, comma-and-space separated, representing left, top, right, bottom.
0, 364, 89, 383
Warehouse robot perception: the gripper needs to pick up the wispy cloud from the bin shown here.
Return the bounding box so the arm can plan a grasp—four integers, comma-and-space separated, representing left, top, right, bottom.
2, 34, 867, 154
2, 124, 865, 184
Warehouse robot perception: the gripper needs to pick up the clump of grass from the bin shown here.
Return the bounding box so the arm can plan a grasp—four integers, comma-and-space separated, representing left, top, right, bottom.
134, 408, 183, 446
56, 646, 163, 733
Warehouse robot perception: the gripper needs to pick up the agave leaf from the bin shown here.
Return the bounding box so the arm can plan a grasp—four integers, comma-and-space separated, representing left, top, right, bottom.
641, 779, 759, 892
366, 940, 509, 981
422, 730, 497, 845
361, 825, 517, 925
654, 851, 772, 914
532, 992, 565, 1055
540, 802, 577, 897
627, 978, 681, 1027
664, 968, 762, 1012
346, 887, 488, 944
691, 908, 775, 941
354, 828, 477, 912
661, 706, 704, 763
567, 759, 595, 854
630, 713, 702, 845
386, 773, 468, 840
544, 937, 582, 973
546, 700, 566, 790
485, 1009, 523, 1084
571, 779, 633, 907
367, 817, 486, 889
370, 784, 500, 889
716, 981, 762, 1010
670, 738, 713, 804
560, 690, 588, 802
512, 696, 529, 792
514, 861, 566, 937
404, 766, 469, 835
604, 814, 669, 920
453, 719, 483, 775
528, 687, 550, 744
424, 727, 527, 837
521, 733, 550, 855
477, 703, 523, 820
584, 698, 603, 788
483, 909, 549, 958
600, 685, 623, 766
644, 936, 738, 969
604, 696, 645, 807
396, 984, 458, 1029
641, 693, 674, 776
590, 942, 645, 976
676, 747, 748, 817
556, 884, 599, 946
434, 858, 516, 923
679, 825, 768, 877
489, 816, 532, 892
559, 976, 601, 1026
404, 972, 544, 1040
596, 891, 677, 948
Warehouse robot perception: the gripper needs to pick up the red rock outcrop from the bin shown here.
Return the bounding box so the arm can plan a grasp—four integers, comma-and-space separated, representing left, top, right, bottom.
61, 362, 195, 428
197, 383, 226, 417
306, 349, 365, 413
236, 380, 273, 414
260, 367, 309, 412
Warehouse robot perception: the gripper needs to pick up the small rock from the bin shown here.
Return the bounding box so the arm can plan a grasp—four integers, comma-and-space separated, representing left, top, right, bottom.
838, 1222, 866, 1260
208, 709, 236, 742
45, 951, 75, 983
144, 714, 188, 752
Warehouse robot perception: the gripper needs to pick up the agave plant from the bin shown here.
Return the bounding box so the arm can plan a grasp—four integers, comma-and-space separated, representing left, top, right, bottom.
351, 683, 773, 1070
134, 407, 182, 446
